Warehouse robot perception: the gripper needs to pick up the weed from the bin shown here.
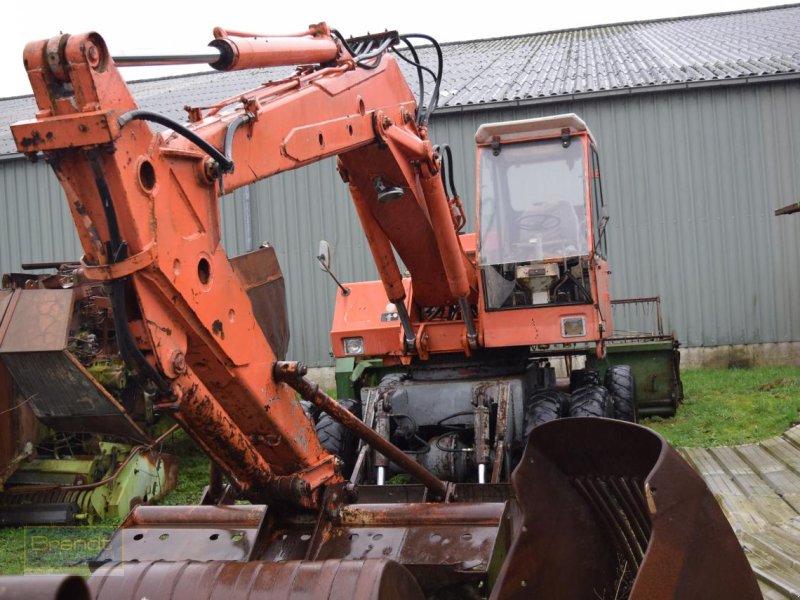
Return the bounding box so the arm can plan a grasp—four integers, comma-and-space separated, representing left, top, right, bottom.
643, 366, 800, 447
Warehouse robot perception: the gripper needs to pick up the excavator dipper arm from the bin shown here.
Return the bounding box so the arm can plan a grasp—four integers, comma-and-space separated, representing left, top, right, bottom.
11, 26, 473, 507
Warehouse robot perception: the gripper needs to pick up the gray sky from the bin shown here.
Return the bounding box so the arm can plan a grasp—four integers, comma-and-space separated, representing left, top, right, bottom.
0, 0, 788, 98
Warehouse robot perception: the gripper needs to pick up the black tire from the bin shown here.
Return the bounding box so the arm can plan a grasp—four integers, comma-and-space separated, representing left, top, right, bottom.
568, 384, 613, 418
378, 372, 406, 386
524, 389, 568, 436
300, 399, 319, 422
605, 365, 636, 422
315, 399, 360, 476
570, 368, 601, 392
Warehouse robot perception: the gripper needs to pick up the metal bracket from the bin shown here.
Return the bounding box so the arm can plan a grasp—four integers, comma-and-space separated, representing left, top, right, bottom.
79, 243, 157, 281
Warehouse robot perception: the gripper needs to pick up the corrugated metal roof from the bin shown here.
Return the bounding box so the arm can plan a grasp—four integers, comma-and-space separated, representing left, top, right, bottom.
434, 4, 800, 107
2, 4, 800, 156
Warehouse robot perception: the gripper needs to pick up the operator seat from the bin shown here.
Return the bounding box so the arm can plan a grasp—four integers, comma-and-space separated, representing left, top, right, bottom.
517, 200, 581, 257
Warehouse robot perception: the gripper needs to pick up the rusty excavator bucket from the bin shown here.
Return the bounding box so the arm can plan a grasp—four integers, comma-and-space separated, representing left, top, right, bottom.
1, 419, 755, 600
491, 418, 761, 599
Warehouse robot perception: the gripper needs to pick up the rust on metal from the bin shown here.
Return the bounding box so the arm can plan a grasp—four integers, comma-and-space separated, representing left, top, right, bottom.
77, 243, 157, 282
0, 360, 38, 487
229, 245, 290, 360
490, 417, 761, 599
311, 500, 509, 594
89, 559, 424, 600
490, 383, 509, 483
0, 289, 73, 352
98, 504, 270, 563
11, 110, 120, 153
0, 574, 90, 600
0, 287, 150, 441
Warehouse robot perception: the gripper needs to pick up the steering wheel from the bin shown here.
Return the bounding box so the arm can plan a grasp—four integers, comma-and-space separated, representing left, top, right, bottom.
519, 213, 561, 232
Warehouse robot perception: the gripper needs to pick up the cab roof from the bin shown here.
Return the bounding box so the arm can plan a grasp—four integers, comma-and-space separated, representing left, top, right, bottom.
475, 113, 595, 146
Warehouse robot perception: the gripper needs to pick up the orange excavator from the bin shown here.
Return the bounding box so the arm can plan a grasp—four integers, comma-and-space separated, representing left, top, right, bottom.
5, 23, 758, 599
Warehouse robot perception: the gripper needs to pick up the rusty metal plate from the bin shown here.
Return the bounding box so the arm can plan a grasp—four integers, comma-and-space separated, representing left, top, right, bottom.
11, 110, 119, 153
0, 287, 149, 442
229, 245, 289, 360
0, 360, 38, 486
0, 289, 73, 352
96, 505, 269, 564
310, 502, 509, 594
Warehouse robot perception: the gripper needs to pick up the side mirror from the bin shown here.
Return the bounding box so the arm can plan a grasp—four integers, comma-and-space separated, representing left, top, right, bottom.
317, 240, 349, 296
318, 240, 331, 272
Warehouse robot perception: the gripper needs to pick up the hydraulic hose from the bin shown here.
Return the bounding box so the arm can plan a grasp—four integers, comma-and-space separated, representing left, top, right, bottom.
118, 110, 233, 173
87, 152, 170, 393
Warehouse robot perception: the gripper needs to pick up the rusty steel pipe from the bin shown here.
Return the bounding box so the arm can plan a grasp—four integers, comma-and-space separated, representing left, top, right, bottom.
126, 504, 265, 527
274, 362, 449, 498
0, 575, 90, 600
89, 559, 424, 600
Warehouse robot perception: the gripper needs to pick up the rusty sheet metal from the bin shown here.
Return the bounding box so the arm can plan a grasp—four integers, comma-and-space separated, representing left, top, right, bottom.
490, 417, 760, 599
0, 288, 149, 442
95, 497, 508, 597
0, 289, 73, 352
1, 352, 149, 442
229, 245, 290, 360
0, 359, 38, 486
311, 502, 508, 594
97, 504, 269, 563
0, 574, 90, 600
89, 559, 424, 600
680, 424, 800, 599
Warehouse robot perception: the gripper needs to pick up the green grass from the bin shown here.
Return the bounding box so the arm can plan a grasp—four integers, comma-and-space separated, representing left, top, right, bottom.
644, 366, 800, 447
0, 429, 210, 575
0, 527, 25, 575
158, 430, 210, 506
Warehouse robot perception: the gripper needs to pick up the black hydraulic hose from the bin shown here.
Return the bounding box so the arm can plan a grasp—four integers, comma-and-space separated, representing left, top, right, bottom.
441, 144, 459, 198
109, 279, 169, 393
330, 29, 357, 58
118, 110, 233, 174
87, 152, 123, 251
392, 38, 439, 126
391, 39, 425, 124
87, 152, 170, 393
399, 34, 444, 125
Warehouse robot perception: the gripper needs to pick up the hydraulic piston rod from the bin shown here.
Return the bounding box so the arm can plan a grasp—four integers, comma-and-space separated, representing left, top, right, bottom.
274, 361, 449, 498
113, 52, 221, 67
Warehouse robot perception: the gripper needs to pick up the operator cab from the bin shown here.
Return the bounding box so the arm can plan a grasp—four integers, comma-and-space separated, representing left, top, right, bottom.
476, 114, 604, 310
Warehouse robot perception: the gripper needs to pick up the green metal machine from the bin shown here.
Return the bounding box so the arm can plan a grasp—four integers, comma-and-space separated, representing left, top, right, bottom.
0, 268, 178, 525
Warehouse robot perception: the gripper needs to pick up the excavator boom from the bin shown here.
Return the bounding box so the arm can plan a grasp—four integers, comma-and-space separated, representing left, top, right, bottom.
11, 26, 474, 505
